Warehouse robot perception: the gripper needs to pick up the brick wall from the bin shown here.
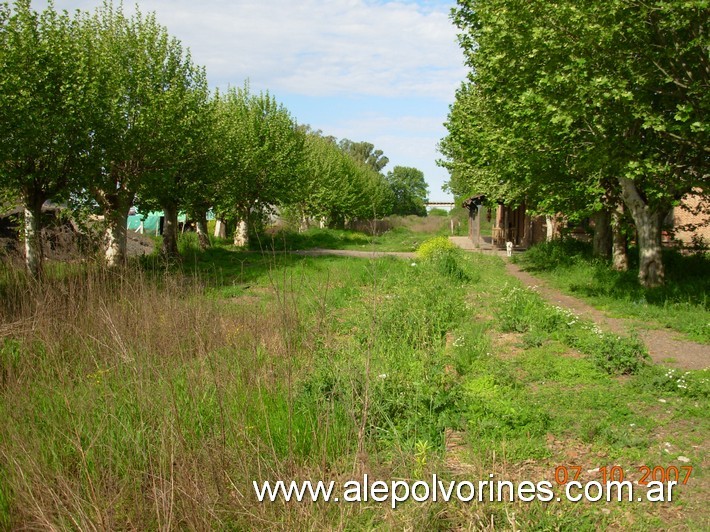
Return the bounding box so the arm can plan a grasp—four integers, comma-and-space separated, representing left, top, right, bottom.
672, 192, 710, 247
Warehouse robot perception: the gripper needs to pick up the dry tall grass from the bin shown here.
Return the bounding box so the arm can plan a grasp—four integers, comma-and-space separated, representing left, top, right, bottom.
0, 263, 364, 529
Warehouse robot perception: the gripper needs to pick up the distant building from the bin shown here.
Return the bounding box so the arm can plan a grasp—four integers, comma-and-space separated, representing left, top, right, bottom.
462, 194, 546, 249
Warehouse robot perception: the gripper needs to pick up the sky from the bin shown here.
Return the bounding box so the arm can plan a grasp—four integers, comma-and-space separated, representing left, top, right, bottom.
36, 0, 467, 201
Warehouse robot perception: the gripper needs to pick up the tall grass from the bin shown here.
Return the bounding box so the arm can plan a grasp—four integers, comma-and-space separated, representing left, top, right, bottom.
0, 246, 481, 528
2, 245, 707, 529
0, 261, 359, 528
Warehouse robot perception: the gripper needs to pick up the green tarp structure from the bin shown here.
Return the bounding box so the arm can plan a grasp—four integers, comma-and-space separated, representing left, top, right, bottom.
127, 211, 186, 234
127, 210, 215, 234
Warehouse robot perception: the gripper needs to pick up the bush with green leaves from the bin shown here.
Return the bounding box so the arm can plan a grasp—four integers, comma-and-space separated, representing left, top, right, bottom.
416, 236, 475, 282
416, 236, 457, 260
635, 367, 710, 400
569, 331, 648, 375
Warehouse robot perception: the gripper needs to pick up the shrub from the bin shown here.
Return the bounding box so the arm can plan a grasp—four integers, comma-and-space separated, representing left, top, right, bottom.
495, 285, 649, 375
496, 285, 548, 333
416, 237, 474, 282
635, 366, 710, 399
416, 236, 457, 260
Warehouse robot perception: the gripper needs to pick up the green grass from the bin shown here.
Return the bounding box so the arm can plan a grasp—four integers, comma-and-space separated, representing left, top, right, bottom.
249, 215, 452, 253
516, 239, 710, 343
0, 234, 708, 529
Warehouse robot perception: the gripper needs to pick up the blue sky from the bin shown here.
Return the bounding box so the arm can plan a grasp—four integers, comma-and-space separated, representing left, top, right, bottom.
36, 0, 466, 201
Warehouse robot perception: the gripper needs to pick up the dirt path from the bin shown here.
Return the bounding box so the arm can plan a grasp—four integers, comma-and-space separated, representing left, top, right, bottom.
449, 236, 710, 370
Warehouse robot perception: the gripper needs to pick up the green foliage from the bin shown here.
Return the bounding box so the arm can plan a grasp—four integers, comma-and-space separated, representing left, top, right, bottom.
519, 239, 710, 343
416, 237, 473, 281
296, 130, 394, 227
338, 139, 389, 173
298, 254, 481, 453
635, 367, 710, 400
570, 332, 648, 376
416, 236, 457, 260
0, 0, 94, 275
0, 1, 398, 267
213, 83, 306, 240
442, 0, 710, 287
386, 166, 429, 217
496, 284, 649, 375
464, 372, 551, 458
0, 339, 21, 388
0, 243, 707, 528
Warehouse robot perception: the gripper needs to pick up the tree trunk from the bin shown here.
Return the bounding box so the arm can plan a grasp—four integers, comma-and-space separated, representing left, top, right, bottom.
299, 214, 309, 233
619, 177, 665, 287
592, 209, 612, 259
161, 201, 179, 258
195, 211, 210, 250
104, 201, 130, 267
214, 219, 227, 239
546, 215, 562, 241
233, 219, 248, 247
23, 195, 45, 278
611, 204, 629, 271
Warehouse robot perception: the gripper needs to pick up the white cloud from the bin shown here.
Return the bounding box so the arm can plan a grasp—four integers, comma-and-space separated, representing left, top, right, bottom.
45, 0, 465, 100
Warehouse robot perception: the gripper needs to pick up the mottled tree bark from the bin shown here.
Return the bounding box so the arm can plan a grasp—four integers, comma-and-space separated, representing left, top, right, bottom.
214, 219, 227, 239
233, 219, 248, 247
611, 204, 629, 271
299, 214, 309, 233
104, 203, 129, 267
546, 215, 562, 241
23, 195, 45, 278
161, 200, 179, 258
619, 177, 665, 287
592, 209, 612, 259
195, 211, 210, 250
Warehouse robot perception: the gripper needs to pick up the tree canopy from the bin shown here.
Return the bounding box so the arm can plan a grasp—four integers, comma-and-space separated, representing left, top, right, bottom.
386, 166, 429, 217
0, 0, 424, 271
440, 0, 709, 286
0, 0, 93, 275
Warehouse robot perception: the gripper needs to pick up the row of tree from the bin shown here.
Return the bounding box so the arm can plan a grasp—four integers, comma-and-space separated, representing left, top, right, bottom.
0, 1, 430, 276
439, 0, 708, 287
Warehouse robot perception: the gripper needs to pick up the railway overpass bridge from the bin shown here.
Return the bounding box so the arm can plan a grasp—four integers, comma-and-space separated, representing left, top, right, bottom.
425, 201, 456, 212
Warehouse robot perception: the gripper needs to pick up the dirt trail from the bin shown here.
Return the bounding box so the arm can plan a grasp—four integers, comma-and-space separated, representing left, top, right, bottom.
449, 236, 709, 370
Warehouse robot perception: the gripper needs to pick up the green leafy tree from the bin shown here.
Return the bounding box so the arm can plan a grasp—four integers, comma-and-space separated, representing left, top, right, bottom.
80, 2, 201, 265
136, 58, 212, 258
338, 139, 389, 173
0, 0, 93, 276
444, 0, 709, 287
297, 131, 393, 228
386, 166, 429, 216
214, 84, 306, 247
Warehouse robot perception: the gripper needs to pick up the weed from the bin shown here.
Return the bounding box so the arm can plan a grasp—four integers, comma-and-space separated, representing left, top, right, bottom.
495, 285, 648, 375
634, 366, 710, 399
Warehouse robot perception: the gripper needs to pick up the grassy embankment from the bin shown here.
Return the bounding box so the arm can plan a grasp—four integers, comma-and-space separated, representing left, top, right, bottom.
515, 239, 710, 344
0, 226, 707, 529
